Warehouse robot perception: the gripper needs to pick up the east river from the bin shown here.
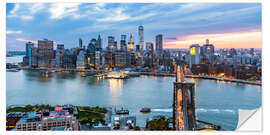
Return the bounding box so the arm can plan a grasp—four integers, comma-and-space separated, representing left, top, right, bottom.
6, 56, 261, 130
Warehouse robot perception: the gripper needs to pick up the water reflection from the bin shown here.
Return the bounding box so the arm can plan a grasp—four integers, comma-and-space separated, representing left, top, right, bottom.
108, 79, 123, 96
24, 71, 53, 83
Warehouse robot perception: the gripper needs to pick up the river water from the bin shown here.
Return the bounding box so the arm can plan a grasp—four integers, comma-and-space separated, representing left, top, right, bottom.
6, 56, 261, 130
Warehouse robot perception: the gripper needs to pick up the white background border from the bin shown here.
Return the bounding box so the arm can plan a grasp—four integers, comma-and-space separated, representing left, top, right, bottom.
0, 0, 268, 135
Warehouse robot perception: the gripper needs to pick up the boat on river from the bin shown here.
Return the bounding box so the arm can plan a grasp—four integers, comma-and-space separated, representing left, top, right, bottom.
115, 107, 129, 115
6, 69, 20, 72
140, 108, 151, 113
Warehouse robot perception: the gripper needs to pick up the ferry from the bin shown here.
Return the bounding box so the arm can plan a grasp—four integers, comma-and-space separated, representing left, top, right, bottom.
115, 107, 129, 115
140, 108, 151, 113
6, 69, 20, 72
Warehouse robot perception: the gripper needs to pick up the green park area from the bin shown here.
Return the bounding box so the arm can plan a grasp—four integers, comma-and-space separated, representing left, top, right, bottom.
7, 104, 55, 113
76, 106, 107, 126
145, 116, 171, 130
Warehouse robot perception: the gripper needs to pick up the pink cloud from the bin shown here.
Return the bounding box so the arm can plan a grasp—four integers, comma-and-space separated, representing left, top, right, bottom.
15, 38, 63, 49
164, 29, 262, 49
16, 38, 37, 44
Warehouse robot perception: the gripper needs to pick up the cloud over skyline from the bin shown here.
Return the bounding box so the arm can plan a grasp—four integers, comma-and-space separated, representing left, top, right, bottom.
6, 3, 261, 50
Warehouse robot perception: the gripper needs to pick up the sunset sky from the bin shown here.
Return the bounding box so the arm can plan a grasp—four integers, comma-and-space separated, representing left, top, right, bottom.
6, 3, 261, 50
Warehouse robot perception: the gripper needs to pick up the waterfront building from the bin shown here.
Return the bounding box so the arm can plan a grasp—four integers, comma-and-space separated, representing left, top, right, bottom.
128, 34, 134, 52
76, 50, 86, 69
201, 39, 214, 63
15, 110, 79, 131
63, 50, 76, 69
138, 25, 144, 55
173, 66, 196, 130
101, 55, 105, 69
189, 44, 200, 68
115, 51, 127, 69
55, 44, 65, 68
130, 52, 136, 67
108, 36, 117, 52
120, 35, 127, 52
95, 51, 101, 70
155, 34, 163, 57
6, 112, 26, 130
161, 50, 173, 71
30, 48, 39, 68
79, 38, 83, 48
105, 51, 115, 69
96, 35, 102, 51
24, 42, 35, 67
86, 42, 96, 69
25, 42, 34, 58
37, 39, 54, 68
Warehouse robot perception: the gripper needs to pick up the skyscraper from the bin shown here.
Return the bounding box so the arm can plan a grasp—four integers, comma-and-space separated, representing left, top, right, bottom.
120, 35, 127, 52
87, 41, 96, 69
155, 34, 163, 57
95, 51, 101, 70
76, 50, 86, 69
90, 38, 97, 50
121, 34, 127, 41
37, 38, 54, 67
138, 25, 144, 55
201, 39, 214, 63
145, 42, 154, 68
79, 38, 83, 48
115, 50, 127, 68
55, 44, 65, 68
26, 42, 34, 58
96, 35, 102, 51
108, 36, 117, 52
189, 44, 200, 68
63, 49, 76, 69
146, 42, 154, 54
128, 34, 134, 51
25, 42, 35, 67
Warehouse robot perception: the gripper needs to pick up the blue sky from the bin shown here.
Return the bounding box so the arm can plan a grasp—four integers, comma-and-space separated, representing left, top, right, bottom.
6, 3, 261, 50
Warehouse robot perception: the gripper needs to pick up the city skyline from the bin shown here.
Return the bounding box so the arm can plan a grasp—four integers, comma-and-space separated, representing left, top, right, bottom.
6, 3, 261, 50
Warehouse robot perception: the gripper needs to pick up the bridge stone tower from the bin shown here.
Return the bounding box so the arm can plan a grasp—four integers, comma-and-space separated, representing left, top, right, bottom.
173, 65, 196, 130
